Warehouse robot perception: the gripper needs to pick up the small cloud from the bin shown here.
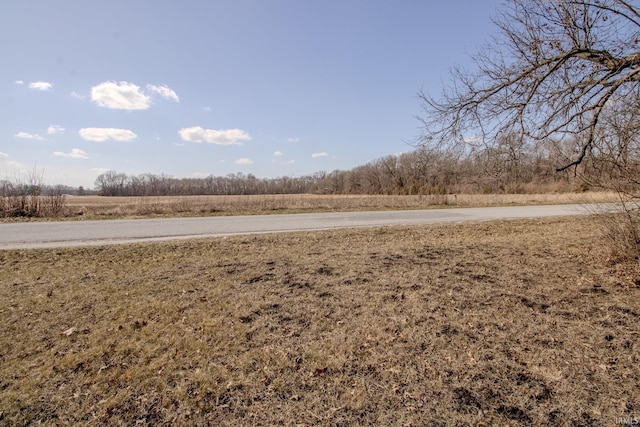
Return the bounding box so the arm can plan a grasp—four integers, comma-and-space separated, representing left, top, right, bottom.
90, 167, 111, 174
273, 151, 283, 156
15, 131, 44, 140
79, 127, 137, 142
178, 126, 251, 145
464, 135, 482, 145
14, 80, 24, 85
91, 81, 150, 110
54, 148, 89, 159
287, 137, 300, 143
236, 157, 254, 165
29, 81, 53, 91
146, 84, 179, 102
0, 152, 8, 159
47, 125, 65, 135
286, 160, 295, 164
312, 152, 329, 158
202, 106, 212, 112
70, 91, 85, 100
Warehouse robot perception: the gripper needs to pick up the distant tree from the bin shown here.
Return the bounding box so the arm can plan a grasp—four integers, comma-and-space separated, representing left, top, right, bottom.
95, 171, 129, 196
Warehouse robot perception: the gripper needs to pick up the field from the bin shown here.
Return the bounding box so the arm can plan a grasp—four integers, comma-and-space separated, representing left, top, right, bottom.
1, 214, 639, 425
57, 192, 619, 219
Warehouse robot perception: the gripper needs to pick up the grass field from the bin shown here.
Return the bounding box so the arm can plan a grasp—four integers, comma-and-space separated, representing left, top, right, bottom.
55, 192, 620, 220
1, 215, 638, 425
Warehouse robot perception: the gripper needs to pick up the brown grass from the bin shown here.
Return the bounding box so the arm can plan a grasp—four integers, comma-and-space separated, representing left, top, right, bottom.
51, 192, 620, 220
1, 216, 638, 425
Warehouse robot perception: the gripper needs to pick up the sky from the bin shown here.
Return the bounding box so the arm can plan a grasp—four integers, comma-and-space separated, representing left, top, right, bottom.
1, 0, 501, 188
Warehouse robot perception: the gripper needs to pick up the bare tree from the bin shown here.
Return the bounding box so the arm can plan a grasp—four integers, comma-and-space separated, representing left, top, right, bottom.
418, 0, 640, 261
418, 0, 640, 173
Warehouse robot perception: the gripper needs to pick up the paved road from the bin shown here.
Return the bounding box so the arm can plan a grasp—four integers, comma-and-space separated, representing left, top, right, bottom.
0, 204, 608, 249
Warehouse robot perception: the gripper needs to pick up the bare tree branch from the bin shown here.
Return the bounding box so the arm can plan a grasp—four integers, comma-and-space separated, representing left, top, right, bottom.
418, 0, 640, 172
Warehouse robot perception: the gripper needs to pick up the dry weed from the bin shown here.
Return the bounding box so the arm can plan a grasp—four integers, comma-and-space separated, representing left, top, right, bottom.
1, 217, 638, 425
53, 192, 621, 221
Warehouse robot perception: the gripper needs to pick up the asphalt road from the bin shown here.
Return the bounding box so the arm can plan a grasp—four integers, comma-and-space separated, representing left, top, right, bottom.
0, 204, 605, 249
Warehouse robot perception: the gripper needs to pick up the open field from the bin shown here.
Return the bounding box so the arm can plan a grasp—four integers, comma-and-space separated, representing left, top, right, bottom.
54, 192, 621, 220
1, 216, 638, 425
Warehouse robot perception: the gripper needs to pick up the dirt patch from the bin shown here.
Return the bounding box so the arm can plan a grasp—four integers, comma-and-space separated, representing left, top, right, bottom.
0, 216, 638, 425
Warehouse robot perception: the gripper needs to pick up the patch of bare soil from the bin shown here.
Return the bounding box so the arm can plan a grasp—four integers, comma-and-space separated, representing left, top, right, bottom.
0, 217, 638, 425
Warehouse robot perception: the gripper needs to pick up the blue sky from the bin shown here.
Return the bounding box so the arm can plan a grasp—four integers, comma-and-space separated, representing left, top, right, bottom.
1, 1, 501, 188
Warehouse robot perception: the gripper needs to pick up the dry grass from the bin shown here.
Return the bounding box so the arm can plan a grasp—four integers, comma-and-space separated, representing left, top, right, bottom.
1, 216, 639, 426
53, 192, 620, 220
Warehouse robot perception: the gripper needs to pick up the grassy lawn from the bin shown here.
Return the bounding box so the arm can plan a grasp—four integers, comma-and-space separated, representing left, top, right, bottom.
1, 216, 638, 425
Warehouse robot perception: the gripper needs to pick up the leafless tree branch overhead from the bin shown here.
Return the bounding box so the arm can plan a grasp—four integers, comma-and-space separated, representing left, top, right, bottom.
418, 0, 640, 172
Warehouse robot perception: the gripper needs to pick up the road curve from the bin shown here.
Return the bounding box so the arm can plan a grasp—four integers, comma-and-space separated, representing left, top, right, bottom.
0, 204, 608, 250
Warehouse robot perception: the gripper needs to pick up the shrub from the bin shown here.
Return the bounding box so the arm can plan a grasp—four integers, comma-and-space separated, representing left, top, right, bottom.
0, 169, 67, 218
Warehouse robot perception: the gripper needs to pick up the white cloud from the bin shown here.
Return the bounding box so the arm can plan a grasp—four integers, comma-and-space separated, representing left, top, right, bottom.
14, 80, 24, 85
0, 152, 8, 159
312, 152, 329, 158
202, 106, 212, 112
287, 137, 300, 143
273, 151, 283, 156
191, 172, 210, 178
70, 91, 85, 100
91, 81, 150, 110
29, 81, 53, 91
178, 126, 251, 145
54, 148, 89, 159
236, 157, 254, 165
79, 127, 137, 142
90, 167, 111, 174
464, 135, 482, 145
286, 160, 295, 164
15, 131, 44, 140
47, 125, 65, 135
146, 84, 179, 102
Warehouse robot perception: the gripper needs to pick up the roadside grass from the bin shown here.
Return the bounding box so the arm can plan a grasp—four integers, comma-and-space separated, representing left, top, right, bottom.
22, 191, 619, 221
1, 216, 638, 425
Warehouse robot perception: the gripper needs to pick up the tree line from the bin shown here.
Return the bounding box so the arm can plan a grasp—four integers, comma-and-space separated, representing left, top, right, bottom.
93, 138, 588, 197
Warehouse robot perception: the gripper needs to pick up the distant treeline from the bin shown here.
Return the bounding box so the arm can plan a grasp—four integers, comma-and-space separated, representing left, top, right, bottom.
93, 139, 592, 197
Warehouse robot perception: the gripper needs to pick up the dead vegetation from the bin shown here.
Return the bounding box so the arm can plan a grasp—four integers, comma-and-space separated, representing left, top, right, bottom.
0, 216, 638, 425
31, 192, 618, 221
